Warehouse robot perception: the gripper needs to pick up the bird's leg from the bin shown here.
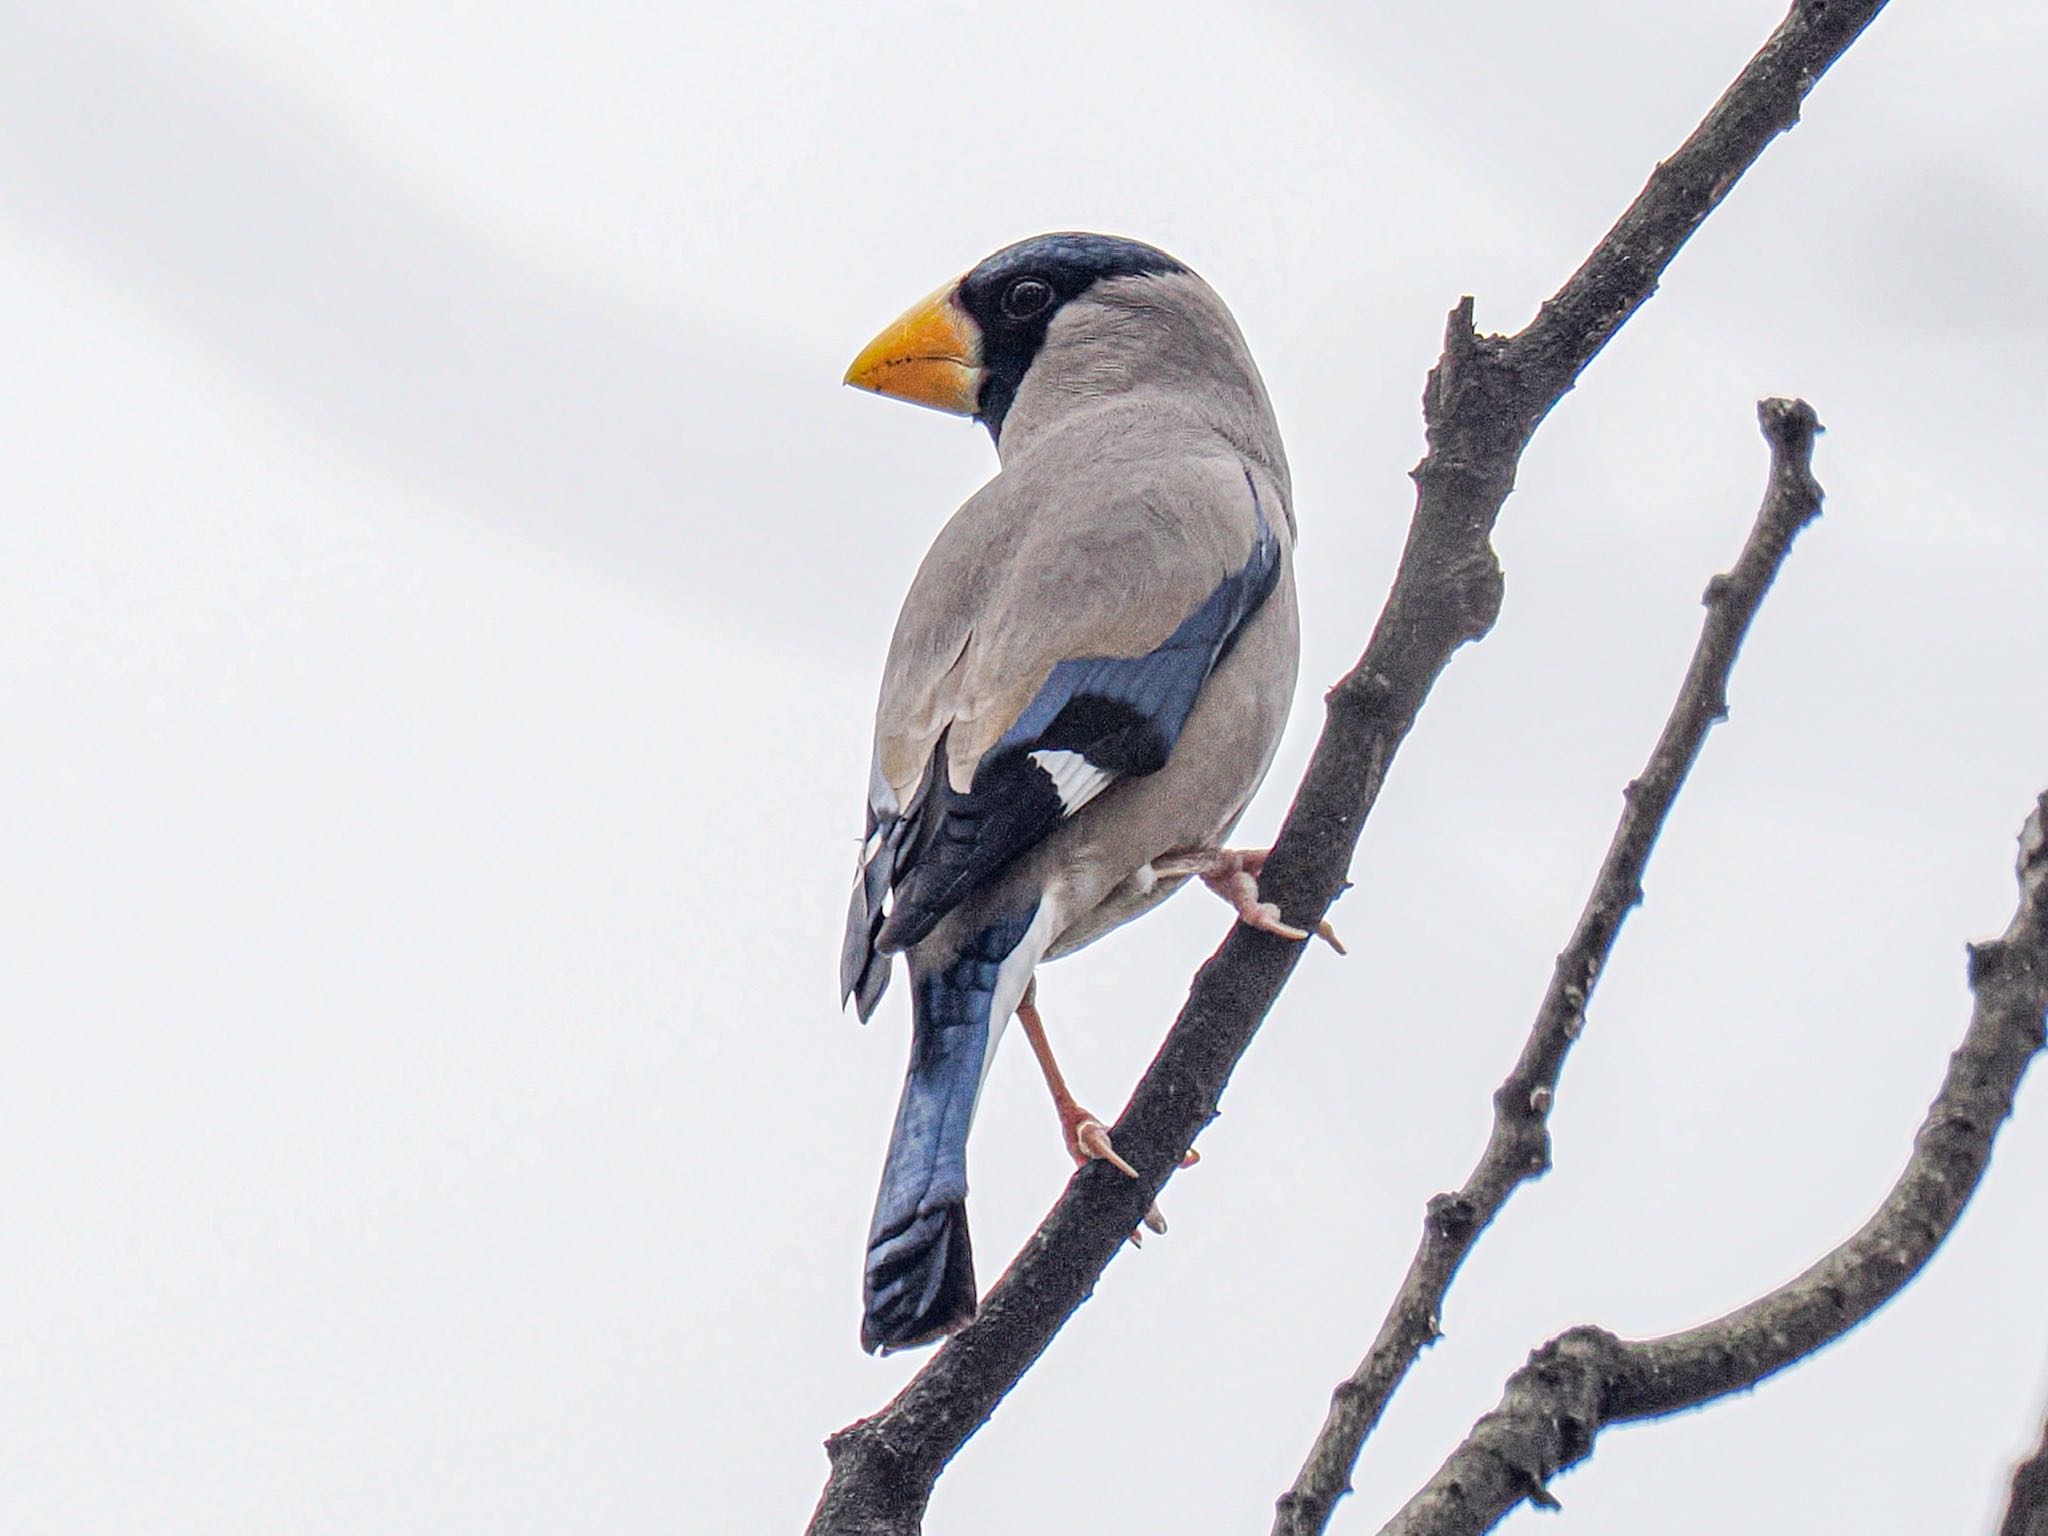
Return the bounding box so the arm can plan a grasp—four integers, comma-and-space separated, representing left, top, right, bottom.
1016, 981, 1174, 1236
1017, 980, 1136, 1177
1154, 846, 1346, 953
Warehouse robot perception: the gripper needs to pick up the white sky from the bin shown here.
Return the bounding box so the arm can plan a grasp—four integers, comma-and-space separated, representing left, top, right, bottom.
3, 2, 2045, 1532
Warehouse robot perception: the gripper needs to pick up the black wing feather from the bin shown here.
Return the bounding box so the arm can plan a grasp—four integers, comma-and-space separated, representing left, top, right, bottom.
841, 472, 1280, 1011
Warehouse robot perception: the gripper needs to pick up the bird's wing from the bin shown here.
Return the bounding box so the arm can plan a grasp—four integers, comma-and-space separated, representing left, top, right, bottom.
841, 451, 1284, 1017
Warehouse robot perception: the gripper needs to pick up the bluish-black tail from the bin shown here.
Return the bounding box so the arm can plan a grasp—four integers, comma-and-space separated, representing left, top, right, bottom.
861, 914, 1032, 1353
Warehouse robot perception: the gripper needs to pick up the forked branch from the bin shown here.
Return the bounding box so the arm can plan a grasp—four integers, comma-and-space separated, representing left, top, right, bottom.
1276, 398, 1826, 1535
1379, 793, 2048, 1536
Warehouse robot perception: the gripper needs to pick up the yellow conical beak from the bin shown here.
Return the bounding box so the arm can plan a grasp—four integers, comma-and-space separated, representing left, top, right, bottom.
843, 282, 984, 417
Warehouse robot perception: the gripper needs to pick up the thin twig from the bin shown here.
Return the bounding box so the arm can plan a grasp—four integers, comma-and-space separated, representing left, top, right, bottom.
806, 3, 1890, 1530
1377, 793, 2048, 1536
1275, 398, 1826, 1535
2003, 1397, 2048, 1536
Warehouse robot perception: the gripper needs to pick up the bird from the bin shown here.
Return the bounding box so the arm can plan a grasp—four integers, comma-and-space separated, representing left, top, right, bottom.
839, 232, 1328, 1354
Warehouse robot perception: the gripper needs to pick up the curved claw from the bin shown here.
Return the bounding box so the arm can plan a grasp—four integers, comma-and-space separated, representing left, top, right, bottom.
1070, 1116, 1140, 1180
1241, 900, 1310, 943
1163, 846, 1348, 953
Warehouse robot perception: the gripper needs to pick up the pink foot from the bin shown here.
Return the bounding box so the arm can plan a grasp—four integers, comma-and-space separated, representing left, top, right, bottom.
1062, 1107, 1182, 1237
1064, 1108, 1139, 1179
1020, 986, 1196, 1242
1155, 847, 1347, 953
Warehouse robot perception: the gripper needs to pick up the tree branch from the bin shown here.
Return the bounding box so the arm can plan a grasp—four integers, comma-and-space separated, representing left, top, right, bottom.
1275, 398, 1826, 1536
807, 4, 1890, 1530
1376, 793, 2048, 1536
2002, 1396, 2048, 1536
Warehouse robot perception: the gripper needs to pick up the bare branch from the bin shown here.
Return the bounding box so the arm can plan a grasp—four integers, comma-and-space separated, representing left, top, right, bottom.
1377, 794, 2048, 1536
2003, 1397, 2048, 1536
807, 4, 1889, 1530
1275, 398, 1826, 1536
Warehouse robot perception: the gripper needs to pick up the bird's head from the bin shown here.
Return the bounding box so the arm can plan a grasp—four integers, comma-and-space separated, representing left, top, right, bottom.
844, 232, 1199, 443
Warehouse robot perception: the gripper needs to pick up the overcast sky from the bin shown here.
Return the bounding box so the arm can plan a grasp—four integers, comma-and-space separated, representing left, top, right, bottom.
4, 2, 2046, 1532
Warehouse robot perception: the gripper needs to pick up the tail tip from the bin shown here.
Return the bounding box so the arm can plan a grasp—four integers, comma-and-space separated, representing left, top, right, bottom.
861, 1202, 977, 1354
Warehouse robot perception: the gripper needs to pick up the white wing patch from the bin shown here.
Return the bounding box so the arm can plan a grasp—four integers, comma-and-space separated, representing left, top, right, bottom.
1028, 748, 1114, 815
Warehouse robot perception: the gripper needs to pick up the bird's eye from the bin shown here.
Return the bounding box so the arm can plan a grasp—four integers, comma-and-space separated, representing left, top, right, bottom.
1001, 277, 1053, 320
